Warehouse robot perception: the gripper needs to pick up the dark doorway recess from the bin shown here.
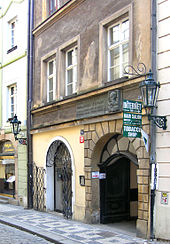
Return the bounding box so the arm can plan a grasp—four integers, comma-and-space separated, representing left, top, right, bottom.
100, 157, 131, 224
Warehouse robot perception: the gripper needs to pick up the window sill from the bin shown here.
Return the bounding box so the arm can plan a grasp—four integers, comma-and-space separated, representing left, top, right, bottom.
104, 76, 129, 87
7, 45, 17, 54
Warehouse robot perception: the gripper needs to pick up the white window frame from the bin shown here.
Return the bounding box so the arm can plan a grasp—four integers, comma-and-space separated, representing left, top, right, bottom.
107, 18, 129, 81
65, 46, 77, 96
9, 18, 17, 49
8, 85, 17, 119
47, 59, 56, 102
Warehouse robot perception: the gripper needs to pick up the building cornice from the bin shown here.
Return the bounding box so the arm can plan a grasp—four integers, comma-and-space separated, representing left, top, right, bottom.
0, 51, 27, 69
31, 75, 145, 114
33, 0, 86, 36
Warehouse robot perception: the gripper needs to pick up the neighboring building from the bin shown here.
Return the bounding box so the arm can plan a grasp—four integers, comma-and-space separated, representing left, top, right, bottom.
0, 0, 28, 207
155, 0, 170, 241
32, 0, 152, 238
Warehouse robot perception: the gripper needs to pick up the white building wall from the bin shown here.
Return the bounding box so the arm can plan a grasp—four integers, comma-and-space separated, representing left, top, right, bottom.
155, 0, 170, 240
1, 0, 28, 127
0, 0, 28, 206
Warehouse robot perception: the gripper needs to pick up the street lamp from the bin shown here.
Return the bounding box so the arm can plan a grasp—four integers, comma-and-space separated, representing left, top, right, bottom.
10, 114, 21, 140
139, 70, 167, 130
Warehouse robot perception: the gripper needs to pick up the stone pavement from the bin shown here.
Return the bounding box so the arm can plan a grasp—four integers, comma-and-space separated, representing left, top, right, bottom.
0, 203, 162, 244
0, 222, 53, 244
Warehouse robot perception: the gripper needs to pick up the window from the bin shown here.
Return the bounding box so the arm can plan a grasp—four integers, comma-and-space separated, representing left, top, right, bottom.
47, 0, 70, 16
9, 19, 17, 49
48, 0, 61, 15
9, 85, 17, 118
65, 47, 77, 96
98, 4, 132, 85
47, 59, 56, 102
11, 21, 15, 48
7, 18, 17, 53
108, 19, 129, 81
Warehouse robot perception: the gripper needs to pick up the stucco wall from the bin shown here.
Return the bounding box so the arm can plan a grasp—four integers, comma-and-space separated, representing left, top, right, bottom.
32, 125, 85, 220
33, 0, 151, 107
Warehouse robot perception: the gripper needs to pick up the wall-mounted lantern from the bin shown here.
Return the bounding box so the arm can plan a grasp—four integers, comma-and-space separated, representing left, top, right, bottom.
10, 114, 21, 140
10, 114, 27, 145
139, 70, 167, 130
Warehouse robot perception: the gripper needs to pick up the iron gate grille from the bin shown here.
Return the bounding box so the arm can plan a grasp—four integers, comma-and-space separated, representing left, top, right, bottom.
47, 140, 72, 219
33, 162, 46, 211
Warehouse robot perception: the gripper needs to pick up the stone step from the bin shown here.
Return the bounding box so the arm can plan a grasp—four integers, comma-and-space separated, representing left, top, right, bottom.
0, 195, 10, 204
0, 195, 19, 205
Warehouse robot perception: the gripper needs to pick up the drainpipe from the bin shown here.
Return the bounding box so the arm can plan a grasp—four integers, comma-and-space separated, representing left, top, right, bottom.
27, 0, 34, 209
150, 0, 157, 240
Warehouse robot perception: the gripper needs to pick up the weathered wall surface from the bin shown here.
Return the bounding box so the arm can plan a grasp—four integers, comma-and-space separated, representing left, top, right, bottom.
33, 0, 151, 107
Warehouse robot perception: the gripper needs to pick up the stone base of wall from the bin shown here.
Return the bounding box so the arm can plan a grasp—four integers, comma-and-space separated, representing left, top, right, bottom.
136, 219, 148, 238
73, 204, 86, 222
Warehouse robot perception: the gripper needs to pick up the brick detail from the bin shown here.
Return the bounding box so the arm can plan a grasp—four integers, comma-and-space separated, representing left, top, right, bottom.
108, 120, 116, 133
115, 119, 123, 133
101, 121, 109, 135
96, 123, 104, 138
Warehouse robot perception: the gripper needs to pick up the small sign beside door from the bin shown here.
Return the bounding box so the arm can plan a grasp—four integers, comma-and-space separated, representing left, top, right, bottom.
92, 172, 106, 179
80, 136, 84, 143
161, 192, 168, 205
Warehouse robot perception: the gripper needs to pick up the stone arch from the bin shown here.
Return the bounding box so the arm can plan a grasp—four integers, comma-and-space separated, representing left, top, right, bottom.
84, 119, 150, 234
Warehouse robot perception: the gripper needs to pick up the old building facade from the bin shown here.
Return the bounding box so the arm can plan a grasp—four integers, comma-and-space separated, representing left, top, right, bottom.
32, 0, 152, 238
0, 0, 28, 206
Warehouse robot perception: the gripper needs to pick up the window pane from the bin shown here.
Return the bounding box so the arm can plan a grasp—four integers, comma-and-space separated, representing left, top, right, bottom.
49, 78, 53, 91
123, 43, 128, 62
11, 104, 14, 112
110, 66, 119, 81
49, 91, 53, 102
67, 50, 73, 66
67, 84, 73, 96
49, 61, 53, 75
110, 25, 119, 45
122, 20, 129, 41
11, 97, 14, 104
110, 47, 120, 67
11, 87, 14, 95
67, 69, 73, 84
50, 0, 56, 14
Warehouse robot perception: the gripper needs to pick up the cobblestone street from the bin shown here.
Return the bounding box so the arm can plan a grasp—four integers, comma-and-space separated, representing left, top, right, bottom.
0, 223, 54, 244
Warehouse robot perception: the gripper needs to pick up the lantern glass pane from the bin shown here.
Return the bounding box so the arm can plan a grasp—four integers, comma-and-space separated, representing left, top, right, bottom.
13, 123, 19, 135
141, 86, 147, 107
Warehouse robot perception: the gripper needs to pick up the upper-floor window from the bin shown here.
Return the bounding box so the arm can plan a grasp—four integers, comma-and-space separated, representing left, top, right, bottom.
108, 19, 129, 81
8, 85, 17, 119
47, 0, 70, 16
49, 0, 57, 15
65, 47, 77, 96
47, 59, 56, 102
7, 18, 18, 53
11, 21, 16, 48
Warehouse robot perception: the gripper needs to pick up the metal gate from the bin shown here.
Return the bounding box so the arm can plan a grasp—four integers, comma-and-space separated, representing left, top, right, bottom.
33, 162, 46, 211
47, 140, 72, 219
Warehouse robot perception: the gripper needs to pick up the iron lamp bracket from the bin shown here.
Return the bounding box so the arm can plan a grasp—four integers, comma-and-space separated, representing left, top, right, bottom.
148, 114, 167, 130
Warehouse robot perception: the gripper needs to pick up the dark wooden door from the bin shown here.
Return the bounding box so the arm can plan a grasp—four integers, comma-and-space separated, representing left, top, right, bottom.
100, 157, 130, 223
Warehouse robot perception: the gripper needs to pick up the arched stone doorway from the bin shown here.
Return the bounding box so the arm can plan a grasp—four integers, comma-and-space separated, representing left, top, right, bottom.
99, 134, 138, 224
84, 120, 150, 237
46, 139, 73, 219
